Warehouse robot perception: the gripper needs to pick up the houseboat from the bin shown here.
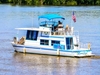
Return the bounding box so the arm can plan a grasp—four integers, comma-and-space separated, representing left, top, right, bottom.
11, 14, 94, 57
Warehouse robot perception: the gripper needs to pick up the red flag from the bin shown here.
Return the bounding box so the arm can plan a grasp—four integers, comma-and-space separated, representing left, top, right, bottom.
72, 11, 76, 22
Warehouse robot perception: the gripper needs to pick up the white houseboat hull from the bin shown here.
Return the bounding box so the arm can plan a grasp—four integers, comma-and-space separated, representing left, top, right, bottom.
12, 42, 94, 57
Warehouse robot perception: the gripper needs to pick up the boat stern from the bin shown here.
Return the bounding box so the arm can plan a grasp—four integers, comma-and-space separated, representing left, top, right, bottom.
73, 48, 94, 57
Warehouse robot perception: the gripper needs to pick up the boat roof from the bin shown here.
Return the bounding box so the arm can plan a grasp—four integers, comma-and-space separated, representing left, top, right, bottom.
15, 28, 51, 32
38, 14, 65, 20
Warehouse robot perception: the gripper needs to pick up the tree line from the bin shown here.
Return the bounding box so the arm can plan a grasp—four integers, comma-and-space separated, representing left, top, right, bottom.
0, 0, 100, 6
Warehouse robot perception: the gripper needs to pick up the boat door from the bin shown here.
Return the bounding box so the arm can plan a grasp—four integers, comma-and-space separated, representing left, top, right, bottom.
66, 37, 73, 49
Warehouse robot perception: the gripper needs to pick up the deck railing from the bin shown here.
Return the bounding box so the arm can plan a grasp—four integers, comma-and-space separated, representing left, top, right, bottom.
79, 43, 89, 49
66, 43, 89, 50
51, 28, 79, 36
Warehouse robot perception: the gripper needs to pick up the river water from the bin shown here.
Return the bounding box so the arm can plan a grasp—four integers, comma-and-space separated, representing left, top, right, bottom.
0, 4, 100, 75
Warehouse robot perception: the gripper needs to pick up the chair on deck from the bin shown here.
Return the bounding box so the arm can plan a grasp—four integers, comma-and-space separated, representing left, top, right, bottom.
17, 37, 26, 45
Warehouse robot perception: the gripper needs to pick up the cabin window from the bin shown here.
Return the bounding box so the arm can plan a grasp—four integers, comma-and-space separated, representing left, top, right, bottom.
40, 39, 49, 45
26, 30, 38, 40
51, 40, 60, 46
41, 31, 49, 37
66, 37, 73, 49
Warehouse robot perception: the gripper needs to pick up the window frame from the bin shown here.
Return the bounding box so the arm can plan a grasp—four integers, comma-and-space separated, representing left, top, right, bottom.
51, 40, 60, 46
26, 30, 38, 40
40, 39, 49, 45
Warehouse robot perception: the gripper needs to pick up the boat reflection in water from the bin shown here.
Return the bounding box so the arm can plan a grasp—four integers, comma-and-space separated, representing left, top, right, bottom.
13, 52, 82, 75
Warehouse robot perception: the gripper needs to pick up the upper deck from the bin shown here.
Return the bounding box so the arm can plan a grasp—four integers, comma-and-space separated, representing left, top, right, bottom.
38, 14, 65, 27
16, 14, 79, 37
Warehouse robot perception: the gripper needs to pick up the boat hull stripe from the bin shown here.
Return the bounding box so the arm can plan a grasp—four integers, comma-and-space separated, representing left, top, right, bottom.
13, 45, 91, 53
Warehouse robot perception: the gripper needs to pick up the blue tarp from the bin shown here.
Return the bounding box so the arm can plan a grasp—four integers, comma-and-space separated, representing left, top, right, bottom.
38, 14, 65, 20
53, 44, 65, 50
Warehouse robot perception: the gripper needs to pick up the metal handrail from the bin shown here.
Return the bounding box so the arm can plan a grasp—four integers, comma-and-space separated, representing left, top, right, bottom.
79, 43, 88, 49
50, 28, 80, 36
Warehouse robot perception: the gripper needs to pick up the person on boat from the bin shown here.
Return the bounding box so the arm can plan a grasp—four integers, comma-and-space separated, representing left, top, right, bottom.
88, 42, 91, 50
17, 36, 25, 45
58, 20, 62, 24
52, 21, 64, 35
55, 21, 63, 29
65, 25, 69, 34
65, 25, 73, 35
13, 37, 17, 44
55, 21, 64, 35
58, 21, 63, 27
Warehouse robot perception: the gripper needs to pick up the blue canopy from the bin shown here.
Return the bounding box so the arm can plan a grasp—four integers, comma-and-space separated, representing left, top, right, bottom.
38, 14, 65, 20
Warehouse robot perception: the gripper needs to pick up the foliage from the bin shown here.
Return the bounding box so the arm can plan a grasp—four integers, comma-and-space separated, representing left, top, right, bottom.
96, 0, 100, 5
66, 0, 77, 6
0, 0, 100, 6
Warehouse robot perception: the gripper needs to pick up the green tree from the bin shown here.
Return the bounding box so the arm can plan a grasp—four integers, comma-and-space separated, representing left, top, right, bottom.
8, 0, 13, 3
60, 0, 66, 5
91, 0, 97, 5
96, 0, 100, 5
33, 0, 44, 5
0, 0, 100, 6
0, 0, 8, 3
25, 0, 33, 5
84, 0, 92, 5
12, 0, 18, 5
66, 0, 77, 6
76, 0, 85, 5
51, 0, 60, 5
17, 0, 26, 5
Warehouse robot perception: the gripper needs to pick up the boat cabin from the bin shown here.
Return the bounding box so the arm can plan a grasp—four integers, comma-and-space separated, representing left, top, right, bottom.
15, 14, 79, 51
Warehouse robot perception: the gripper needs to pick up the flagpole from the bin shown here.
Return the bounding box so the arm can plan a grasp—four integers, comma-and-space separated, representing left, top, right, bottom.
71, 11, 73, 27
71, 11, 76, 35
71, 13, 73, 27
